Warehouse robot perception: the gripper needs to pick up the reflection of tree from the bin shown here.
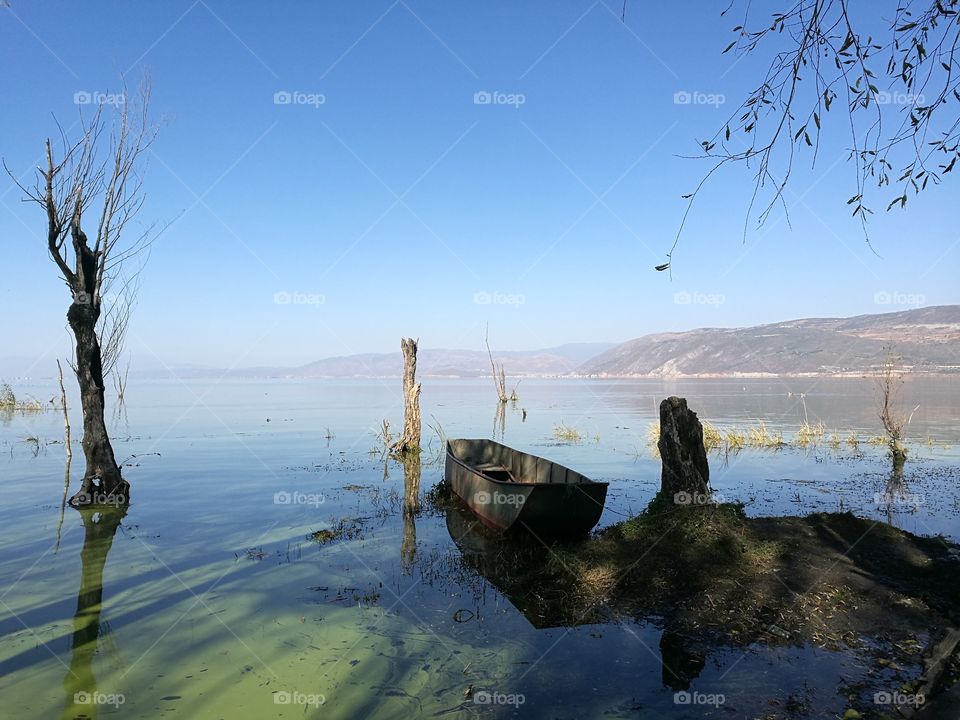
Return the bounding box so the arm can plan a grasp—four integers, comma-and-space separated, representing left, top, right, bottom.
62, 506, 127, 720
401, 512, 417, 573
881, 460, 909, 528
402, 452, 421, 514
658, 630, 705, 691
401, 454, 421, 572
493, 403, 506, 440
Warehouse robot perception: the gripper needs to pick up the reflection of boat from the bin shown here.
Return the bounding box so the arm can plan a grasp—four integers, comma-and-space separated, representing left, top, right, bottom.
445, 505, 589, 629
445, 439, 608, 535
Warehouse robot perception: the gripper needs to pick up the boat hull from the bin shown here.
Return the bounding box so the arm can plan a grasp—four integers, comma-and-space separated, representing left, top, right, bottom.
445, 439, 608, 535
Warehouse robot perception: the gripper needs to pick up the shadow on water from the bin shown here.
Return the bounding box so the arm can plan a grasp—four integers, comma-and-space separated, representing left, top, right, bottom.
442, 503, 710, 694
61, 505, 127, 720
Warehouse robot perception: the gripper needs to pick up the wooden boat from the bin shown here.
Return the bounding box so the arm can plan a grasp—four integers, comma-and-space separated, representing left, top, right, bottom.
444, 439, 608, 535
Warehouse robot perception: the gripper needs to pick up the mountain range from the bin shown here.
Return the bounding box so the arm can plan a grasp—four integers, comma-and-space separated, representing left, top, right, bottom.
8, 307, 956, 381
578, 305, 960, 377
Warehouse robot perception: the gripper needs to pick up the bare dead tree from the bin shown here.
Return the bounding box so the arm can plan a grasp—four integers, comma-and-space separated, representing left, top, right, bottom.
665, 0, 960, 268
8, 79, 157, 505
877, 347, 914, 467
485, 325, 509, 404
100, 271, 141, 381
57, 358, 72, 459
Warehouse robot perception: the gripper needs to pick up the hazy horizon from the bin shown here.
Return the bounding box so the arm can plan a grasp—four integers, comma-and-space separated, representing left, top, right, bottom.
3, 303, 956, 380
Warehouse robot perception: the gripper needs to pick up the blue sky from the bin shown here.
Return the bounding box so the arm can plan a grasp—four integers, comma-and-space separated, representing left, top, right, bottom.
1, 1, 956, 372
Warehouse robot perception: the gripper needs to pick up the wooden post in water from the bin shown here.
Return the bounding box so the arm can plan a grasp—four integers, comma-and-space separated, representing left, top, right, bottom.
393, 337, 421, 455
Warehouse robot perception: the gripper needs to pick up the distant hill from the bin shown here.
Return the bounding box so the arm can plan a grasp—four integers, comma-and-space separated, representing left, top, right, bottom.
158, 343, 615, 379
287, 343, 613, 378
577, 306, 960, 377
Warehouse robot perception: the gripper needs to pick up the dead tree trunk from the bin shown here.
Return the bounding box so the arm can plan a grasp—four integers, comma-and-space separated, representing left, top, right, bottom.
657, 397, 710, 504
393, 337, 421, 455
11, 82, 156, 507
69, 296, 126, 505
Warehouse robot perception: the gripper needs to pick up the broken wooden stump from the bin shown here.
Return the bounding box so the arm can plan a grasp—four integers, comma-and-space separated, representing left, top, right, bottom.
392, 337, 421, 455
657, 396, 710, 504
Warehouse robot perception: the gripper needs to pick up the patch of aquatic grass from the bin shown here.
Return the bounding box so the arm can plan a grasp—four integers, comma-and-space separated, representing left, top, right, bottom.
647, 421, 660, 445
747, 422, 785, 449
724, 428, 746, 452
847, 431, 860, 451
796, 421, 825, 447
702, 422, 723, 451
553, 422, 583, 443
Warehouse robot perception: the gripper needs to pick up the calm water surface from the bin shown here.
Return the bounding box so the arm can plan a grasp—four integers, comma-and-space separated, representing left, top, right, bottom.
1, 377, 958, 719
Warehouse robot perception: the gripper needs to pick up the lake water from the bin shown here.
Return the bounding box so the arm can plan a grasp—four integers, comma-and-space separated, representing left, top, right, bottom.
1, 376, 958, 719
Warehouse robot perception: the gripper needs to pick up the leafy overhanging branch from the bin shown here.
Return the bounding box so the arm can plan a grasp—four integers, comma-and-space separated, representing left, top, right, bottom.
664, 0, 960, 270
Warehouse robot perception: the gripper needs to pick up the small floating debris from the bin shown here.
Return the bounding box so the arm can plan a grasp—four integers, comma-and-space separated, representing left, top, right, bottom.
309, 517, 366, 544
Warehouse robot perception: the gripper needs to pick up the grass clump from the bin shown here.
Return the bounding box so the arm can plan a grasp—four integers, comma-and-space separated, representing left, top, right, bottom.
796, 421, 825, 447
553, 422, 583, 443
553, 493, 781, 611
724, 428, 746, 452
702, 422, 723, 451
747, 422, 785, 449
309, 517, 365, 545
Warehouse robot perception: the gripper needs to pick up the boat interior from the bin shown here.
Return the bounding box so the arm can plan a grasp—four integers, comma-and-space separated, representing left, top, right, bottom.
448, 439, 591, 486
